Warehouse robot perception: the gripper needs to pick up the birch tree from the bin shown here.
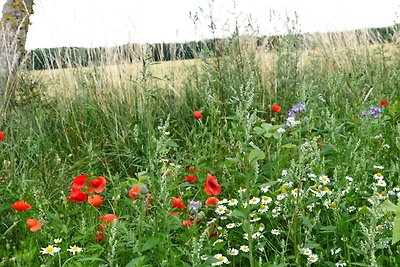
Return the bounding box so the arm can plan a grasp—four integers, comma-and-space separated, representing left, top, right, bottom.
0, 0, 34, 107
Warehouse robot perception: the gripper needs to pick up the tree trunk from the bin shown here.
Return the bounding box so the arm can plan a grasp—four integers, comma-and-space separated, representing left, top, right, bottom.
0, 0, 34, 108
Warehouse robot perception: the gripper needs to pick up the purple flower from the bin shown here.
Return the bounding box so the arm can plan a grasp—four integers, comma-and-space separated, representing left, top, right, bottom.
369, 106, 382, 118
188, 200, 202, 213
288, 103, 306, 117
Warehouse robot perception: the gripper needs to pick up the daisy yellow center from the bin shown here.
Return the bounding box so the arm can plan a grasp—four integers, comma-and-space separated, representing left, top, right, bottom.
45, 247, 55, 253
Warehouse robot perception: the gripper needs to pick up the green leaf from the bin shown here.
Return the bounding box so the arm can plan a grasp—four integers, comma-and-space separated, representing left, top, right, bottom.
346, 244, 365, 255
392, 213, 400, 244
126, 256, 146, 267
381, 199, 399, 213
165, 139, 178, 147
141, 237, 159, 252
320, 226, 336, 233
249, 149, 265, 163
230, 210, 245, 218
282, 143, 295, 149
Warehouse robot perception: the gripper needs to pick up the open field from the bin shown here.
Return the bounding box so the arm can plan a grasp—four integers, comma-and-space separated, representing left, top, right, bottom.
1, 31, 400, 267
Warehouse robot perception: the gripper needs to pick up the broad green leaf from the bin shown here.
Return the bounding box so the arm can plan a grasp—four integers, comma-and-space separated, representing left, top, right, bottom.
126, 256, 146, 267
249, 149, 265, 163
141, 237, 159, 252
392, 213, 400, 244
282, 143, 295, 149
381, 199, 398, 213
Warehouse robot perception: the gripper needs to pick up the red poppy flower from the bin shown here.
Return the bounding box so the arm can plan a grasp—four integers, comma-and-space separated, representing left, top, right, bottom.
205, 197, 219, 206
128, 185, 148, 200
379, 99, 389, 107
12, 200, 32, 211
192, 111, 203, 119
183, 219, 193, 227
188, 166, 195, 173
99, 214, 118, 223
0, 131, 5, 141
171, 197, 186, 210
204, 173, 221, 196
26, 218, 41, 232
98, 224, 104, 232
88, 176, 106, 193
96, 233, 105, 242
71, 174, 88, 190
88, 194, 103, 207
185, 175, 197, 183
271, 105, 281, 112
67, 189, 88, 202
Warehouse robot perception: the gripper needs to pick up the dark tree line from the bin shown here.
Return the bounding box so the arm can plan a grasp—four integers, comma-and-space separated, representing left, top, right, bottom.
24, 24, 399, 71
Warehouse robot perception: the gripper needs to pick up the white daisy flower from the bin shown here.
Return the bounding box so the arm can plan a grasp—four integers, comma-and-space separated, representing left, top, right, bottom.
261, 196, 272, 204
319, 175, 330, 185
302, 248, 312, 255
271, 229, 281, 235
260, 185, 270, 193
53, 238, 62, 244
308, 254, 318, 263
226, 223, 235, 229
40, 245, 61, 256
227, 248, 239, 256
258, 204, 269, 213
240, 245, 249, 252
335, 259, 347, 267
67, 245, 83, 255
374, 173, 384, 180
227, 198, 238, 206
215, 205, 227, 215
249, 197, 260, 205
373, 165, 384, 170
376, 179, 387, 187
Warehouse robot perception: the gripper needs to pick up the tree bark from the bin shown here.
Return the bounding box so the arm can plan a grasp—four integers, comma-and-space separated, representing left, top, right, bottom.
0, 0, 34, 108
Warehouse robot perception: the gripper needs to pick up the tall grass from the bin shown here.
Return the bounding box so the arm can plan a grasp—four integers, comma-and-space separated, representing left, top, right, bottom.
1, 17, 400, 267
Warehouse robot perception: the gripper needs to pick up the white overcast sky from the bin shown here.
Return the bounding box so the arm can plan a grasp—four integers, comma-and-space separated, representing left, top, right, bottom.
1, 0, 398, 49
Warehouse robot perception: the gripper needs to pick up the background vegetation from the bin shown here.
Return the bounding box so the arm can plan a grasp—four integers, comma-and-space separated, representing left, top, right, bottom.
0, 18, 400, 267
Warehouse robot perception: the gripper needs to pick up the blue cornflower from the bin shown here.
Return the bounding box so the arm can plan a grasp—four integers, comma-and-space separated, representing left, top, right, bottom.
288, 103, 306, 117
188, 200, 202, 213
369, 106, 382, 118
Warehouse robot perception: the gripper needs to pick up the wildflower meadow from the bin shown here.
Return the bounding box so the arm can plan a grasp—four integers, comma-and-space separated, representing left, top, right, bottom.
1, 25, 400, 267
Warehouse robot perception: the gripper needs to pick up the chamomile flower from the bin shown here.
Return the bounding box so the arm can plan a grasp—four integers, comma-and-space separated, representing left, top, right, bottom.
335, 260, 347, 267
376, 179, 387, 187
375, 225, 384, 231
215, 205, 227, 215
249, 197, 260, 205
373, 165, 384, 170
67, 245, 83, 255
261, 196, 272, 204
308, 254, 319, 263
53, 238, 62, 244
374, 173, 384, 180
252, 232, 262, 239
237, 187, 247, 194
227, 248, 239, 256
249, 213, 261, 222
259, 223, 265, 232
212, 254, 230, 266
302, 248, 312, 255
271, 229, 281, 235
240, 245, 249, 252
319, 175, 330, 185
258, 204, 269, 213
226, 223, 235, 229
40, 245, 61, 256
281, 170, 288, 176
227, 198, 238, 206
260, 185, 270, 193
